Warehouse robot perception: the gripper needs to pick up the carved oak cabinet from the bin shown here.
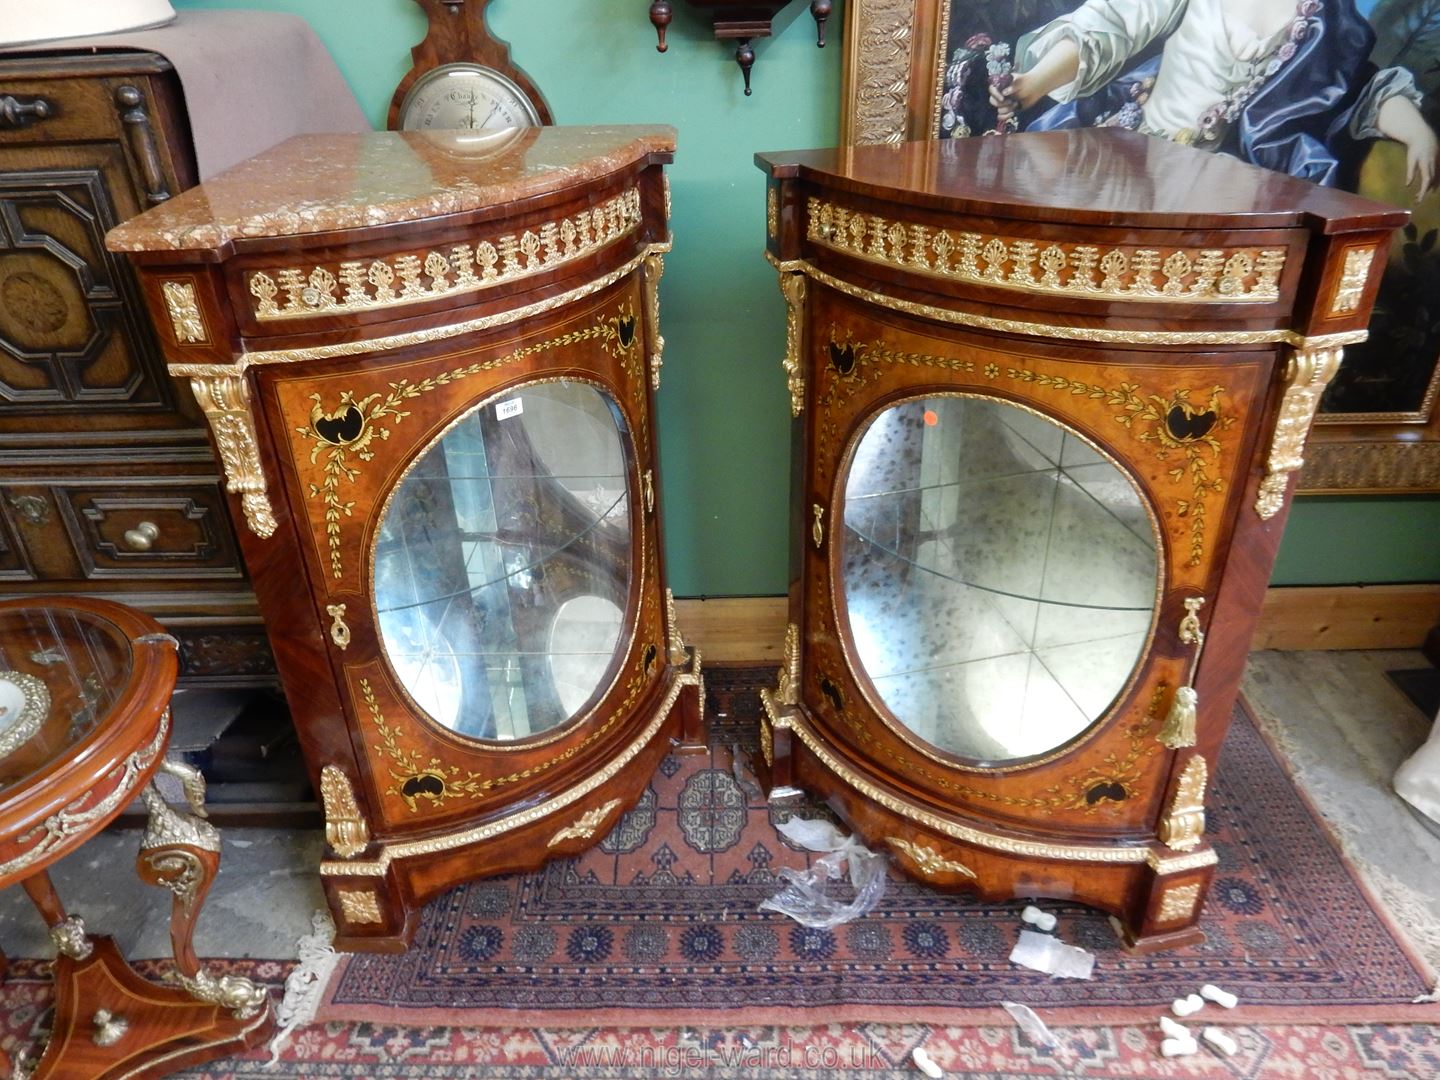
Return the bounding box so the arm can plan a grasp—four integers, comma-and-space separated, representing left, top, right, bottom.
757, 131, 1405, 951
108, 127, 702, 950
0, 52, 270, 684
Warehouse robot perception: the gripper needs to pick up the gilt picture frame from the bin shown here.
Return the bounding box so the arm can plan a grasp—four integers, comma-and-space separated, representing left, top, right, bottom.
839, 0, 1440, 493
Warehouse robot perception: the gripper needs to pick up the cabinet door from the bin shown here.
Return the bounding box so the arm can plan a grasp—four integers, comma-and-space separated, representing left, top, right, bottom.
258, 278, 667, 830
0, 70, 196, 440
805, 285, 1276, 835
0, 144, 191, 431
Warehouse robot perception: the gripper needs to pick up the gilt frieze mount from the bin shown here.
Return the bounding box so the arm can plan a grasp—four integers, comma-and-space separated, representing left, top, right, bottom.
247, 187, 642, 322
805, 197, 1286, 304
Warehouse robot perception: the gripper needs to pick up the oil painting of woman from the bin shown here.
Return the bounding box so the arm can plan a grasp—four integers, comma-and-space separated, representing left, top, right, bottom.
938, 0, 1440, 416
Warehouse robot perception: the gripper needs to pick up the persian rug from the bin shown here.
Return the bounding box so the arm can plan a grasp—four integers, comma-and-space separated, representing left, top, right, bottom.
5, 972, 1438, 1079
307, 665, 1437, 1030
1, 668, 1436, 1078
149, 1018, 1440, 1078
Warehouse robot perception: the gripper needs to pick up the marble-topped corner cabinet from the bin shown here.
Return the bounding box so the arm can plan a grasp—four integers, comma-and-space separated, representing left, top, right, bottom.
106, 126, 703, 951
756, 131, 1406, 952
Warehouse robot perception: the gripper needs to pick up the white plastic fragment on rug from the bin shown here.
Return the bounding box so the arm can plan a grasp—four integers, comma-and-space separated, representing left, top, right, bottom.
1001, 1001, 1056, 1046
757, 817, 887, 928
912, 1046, 944, 1077
267, 910, 339, 1063
1008, 929, 1095, 980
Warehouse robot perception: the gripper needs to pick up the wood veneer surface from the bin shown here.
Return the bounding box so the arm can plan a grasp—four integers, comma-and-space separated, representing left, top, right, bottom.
757, 130, 1407, 232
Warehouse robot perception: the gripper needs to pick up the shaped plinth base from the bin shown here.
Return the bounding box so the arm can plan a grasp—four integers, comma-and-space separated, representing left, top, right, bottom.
30, 936, 272, 1080
1113, 916, 1208, 954
761, 703, 1217, 954
325, 656, 706, 952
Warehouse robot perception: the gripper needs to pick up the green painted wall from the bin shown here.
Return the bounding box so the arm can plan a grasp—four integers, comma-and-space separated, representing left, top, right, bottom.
1272, 497, 1440, 585
173, 0, 1439, 593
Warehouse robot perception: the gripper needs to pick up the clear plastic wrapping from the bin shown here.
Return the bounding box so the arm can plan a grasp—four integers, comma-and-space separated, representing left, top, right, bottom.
758, 817, 887, 928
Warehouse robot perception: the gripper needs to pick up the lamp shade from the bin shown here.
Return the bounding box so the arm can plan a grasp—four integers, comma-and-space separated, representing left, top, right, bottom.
0, 1, 177, 48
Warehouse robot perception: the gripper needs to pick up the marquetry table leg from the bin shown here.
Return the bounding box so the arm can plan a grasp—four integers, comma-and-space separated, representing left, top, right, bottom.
135, 761, 270, 1019
22, 762, 273, 1080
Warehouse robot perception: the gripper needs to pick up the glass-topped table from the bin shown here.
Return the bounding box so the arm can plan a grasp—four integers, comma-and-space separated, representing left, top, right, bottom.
0, 597, 272, 1077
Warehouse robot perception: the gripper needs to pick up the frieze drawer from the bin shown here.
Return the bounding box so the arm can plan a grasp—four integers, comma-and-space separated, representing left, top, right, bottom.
2, 479, 245, 581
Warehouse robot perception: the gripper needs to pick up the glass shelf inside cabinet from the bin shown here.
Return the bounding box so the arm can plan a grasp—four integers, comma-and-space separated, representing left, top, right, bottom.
840, 396, 1159, 765
374, 382, 632, 742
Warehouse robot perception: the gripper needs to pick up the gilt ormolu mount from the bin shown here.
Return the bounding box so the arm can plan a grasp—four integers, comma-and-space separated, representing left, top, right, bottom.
649, 1, 832, 95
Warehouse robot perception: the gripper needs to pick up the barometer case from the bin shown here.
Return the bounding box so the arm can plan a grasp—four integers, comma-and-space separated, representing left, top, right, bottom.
108, 126, 701, 950
756, 131, 1405, 951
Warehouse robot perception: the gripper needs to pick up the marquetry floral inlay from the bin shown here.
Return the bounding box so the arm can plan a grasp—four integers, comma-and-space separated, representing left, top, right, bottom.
359, 589, 658, 814
813, 637, 1170, 814
806, 197, 1285, 303
249, 187, 642, 320
296, 312, 635, 579
821, 329, 1232, 567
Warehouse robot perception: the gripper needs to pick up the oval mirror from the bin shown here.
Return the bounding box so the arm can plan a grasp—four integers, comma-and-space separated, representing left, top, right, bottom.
840, 395, 1159, 764
374, 382, 631, 741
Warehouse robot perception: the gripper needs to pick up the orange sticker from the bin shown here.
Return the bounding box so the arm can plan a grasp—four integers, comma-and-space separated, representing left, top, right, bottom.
923, 409, 939, 426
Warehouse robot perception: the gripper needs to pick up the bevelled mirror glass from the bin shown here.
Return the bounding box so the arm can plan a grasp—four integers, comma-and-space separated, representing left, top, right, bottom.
374, 381, 631, 741
840, 395, 1159, 764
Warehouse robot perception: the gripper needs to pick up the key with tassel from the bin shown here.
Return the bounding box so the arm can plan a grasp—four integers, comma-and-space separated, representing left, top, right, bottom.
1159, 597, 1206, 749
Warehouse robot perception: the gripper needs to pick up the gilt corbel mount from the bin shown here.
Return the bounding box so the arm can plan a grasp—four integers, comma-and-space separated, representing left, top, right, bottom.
649, 1, 831, 95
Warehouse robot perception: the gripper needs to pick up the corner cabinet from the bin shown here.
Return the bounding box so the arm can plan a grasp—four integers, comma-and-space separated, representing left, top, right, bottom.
108, 127, 703, 950
756, 131, 1405, 952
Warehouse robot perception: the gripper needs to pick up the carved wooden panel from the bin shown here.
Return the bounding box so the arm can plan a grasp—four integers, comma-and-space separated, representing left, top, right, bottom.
55, 482, 244, 579
0, 55, 265, 689
0, 503, 33, 580
0, 158, 174, 413
174, 628, 278, 681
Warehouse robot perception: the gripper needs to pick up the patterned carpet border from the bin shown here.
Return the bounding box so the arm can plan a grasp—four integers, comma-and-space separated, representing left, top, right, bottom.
314, 665, 1439, 1029
172, 1020, 1440, 1078
4, 973, 1435, 1080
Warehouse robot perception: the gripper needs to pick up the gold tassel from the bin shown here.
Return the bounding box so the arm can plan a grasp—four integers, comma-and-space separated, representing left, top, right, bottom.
1159, 686, 1198, 749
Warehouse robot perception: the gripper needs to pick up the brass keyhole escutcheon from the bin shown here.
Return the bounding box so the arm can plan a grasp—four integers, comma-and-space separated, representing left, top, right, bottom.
327, 603, 351, 650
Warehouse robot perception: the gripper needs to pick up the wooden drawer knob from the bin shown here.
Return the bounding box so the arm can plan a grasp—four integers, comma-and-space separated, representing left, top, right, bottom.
0, 94, 53, 131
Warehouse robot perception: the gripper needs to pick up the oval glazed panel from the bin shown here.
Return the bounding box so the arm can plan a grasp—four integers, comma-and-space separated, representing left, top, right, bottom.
373, 382, 632, 741
839, 395, 1160, 765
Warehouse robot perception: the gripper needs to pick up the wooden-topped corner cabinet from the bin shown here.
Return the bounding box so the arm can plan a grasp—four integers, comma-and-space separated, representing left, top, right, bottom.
756, 131, 1405, 952
106, 126, 703, 951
